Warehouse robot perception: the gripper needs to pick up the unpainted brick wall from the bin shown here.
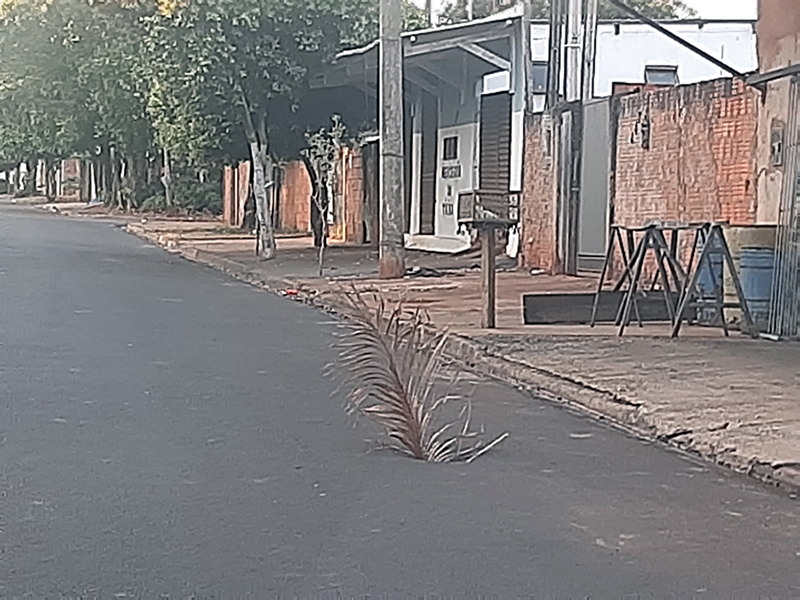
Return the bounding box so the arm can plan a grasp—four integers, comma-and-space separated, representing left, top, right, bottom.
343, 147, 364, 244
614, 78, 759, 228
279, 161, 312, 233
611, 78, 760, 282
329, 147, 365, 244
520, 113, 557, 273
222, 165, 235, 226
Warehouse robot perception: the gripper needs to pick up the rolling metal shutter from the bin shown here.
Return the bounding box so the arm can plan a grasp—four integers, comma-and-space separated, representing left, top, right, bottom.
479, 92, 512, 193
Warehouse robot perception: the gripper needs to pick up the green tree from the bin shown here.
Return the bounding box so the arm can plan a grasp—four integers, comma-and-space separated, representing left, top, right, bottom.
302, 115, 345, 275
145, 0, 377, 258
69, 0, 156, 208
0, 0, 157, 205
0, 0, 93, 197
403, 0, 430, 31
440, 0, 694, 25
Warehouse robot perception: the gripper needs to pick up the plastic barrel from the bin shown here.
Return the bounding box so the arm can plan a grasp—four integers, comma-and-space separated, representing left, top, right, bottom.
739, 248, 775, 331
724, 226, 776, 326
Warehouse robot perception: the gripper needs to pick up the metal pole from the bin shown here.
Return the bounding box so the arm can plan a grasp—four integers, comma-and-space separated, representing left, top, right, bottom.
582, 0, 599, 102
379, 0, 407, 279
481, 226, 497, 328
521, 0, 532, 108
546, 0, 564, 110
565, 0, 583, 102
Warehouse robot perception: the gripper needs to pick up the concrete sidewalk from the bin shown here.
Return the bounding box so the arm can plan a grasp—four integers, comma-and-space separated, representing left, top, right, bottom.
127, 217, 800, 493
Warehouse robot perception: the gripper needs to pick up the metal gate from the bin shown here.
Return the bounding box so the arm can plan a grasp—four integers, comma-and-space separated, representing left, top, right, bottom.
578, 97, 612, 273
768, 79, 800, 338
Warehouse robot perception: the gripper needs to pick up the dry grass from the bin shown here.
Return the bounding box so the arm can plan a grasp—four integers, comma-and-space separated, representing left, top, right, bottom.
329, 289, 508, 463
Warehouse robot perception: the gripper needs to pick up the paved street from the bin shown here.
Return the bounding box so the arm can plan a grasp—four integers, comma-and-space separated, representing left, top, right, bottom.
3, 202, 800, 597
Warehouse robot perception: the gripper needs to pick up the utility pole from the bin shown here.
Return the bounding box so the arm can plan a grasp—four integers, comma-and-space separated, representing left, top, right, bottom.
582, 0, 599, 102
379, 0, 406, 279
565, 0, 583, 102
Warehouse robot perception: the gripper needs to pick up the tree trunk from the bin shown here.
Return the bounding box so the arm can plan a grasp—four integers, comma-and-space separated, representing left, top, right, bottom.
303, 156, 324, 248
99, 148, 110, 205
121, 157, 132, 212
110, 146, 122, 210
240, 92, 276, 260
23, 158, 36, 197
45, 160, 57, 202
128, 155, 147, 210
80, 159, 89, 202
302, 156, 329, 276
250, 142, 276, 259
160, 148, 173, 208
318, 185, 328, 277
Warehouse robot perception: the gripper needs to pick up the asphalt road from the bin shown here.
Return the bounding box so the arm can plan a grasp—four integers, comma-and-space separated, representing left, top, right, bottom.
3, 201, 800, 598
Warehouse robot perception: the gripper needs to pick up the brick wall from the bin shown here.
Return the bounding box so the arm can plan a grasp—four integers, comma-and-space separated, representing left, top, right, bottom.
520, 112, 557, 273
221, 162, 253, 227
328, 147, 366, 244
279, 161, 312, 233
343, 147, 364, 244
222, 165, 235, 225
614, 78, 759, 228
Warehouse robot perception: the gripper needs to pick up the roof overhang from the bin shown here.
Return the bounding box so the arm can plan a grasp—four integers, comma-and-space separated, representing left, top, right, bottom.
310, 8, 521, 91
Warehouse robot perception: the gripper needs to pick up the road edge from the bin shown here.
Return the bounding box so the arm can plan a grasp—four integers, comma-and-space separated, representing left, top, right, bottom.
126, 223, 800, 498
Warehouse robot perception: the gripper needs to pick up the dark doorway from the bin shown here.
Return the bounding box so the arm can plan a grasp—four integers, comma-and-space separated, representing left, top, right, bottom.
419, 92, 438, 235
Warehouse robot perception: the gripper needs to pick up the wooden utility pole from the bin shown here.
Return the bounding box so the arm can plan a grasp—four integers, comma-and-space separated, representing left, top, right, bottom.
379, 0, 406, 279
582, 0, 599, 102
480, 225, 498, 329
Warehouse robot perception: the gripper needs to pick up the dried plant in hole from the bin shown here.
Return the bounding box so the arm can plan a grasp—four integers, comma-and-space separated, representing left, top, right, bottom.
329, 289, 508, 462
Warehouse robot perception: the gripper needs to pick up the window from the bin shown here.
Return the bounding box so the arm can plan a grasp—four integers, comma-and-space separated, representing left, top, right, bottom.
771, 121, 786, 167
644, 65, 679, 86
442, 136, 458, 161
531, 62, 548, 94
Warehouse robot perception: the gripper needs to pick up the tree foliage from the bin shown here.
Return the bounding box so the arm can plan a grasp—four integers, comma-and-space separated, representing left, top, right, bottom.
0, 0, 380, 217
0, 0, 92, 165
143, 0, 378, 255
403, 0, 430, 31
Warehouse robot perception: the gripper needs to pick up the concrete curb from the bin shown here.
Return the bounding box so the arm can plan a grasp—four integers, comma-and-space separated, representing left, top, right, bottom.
127, 225, 800, 498
443, 335, 800, 496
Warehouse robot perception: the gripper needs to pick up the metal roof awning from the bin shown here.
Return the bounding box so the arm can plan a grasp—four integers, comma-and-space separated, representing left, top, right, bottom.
310, 7, 521, 92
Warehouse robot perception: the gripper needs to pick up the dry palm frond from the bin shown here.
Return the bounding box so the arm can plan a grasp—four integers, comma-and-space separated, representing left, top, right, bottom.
329, 289, 508, 463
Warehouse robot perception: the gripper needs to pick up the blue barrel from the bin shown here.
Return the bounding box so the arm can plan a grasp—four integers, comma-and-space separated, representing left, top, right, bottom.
739, 248, 775, 331
696, 246, 724, 323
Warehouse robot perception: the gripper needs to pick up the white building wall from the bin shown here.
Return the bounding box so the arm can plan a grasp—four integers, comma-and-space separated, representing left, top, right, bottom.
529, 21, 758, 101
436, 123, 477, 238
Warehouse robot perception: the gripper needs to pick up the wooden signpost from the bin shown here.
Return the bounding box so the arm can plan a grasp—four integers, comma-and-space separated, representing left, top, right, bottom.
458, 190, 519, 329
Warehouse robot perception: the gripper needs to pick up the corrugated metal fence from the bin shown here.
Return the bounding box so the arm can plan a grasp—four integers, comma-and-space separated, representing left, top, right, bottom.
768, 79, 800, 339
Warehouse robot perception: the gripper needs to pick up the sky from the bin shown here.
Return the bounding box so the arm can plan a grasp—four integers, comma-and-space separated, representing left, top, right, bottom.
682, 0, 757, 19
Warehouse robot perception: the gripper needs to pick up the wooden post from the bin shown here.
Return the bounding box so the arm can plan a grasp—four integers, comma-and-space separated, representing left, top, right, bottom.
481, 226, 497, 329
